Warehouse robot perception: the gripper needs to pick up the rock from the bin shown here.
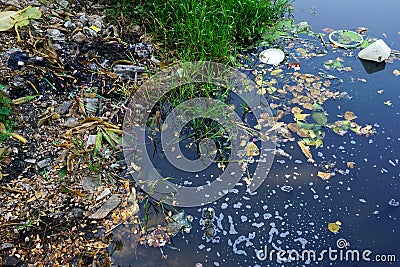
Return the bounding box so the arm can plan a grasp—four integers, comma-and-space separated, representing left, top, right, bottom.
64, 117, 77, 126
78, 14, 88, 25
96, 188, 111, 201
72, 32, 87, 43
86, 134, 97, 146
58, 0, 69, 8
47, 29, 65, 42
55, 101, 71, 114
37, 158, 52, 169
89, 195, 121, 219
358, 39, 391, 62
83, 26, 98, 37
12, 75, 25, 88
64, 20, 75, 29
0, 242, 13, 250
82, 176, 101, 192
112, 64, 145, 79
49, 43, 62, 51
129, 42, 153, 58
88, 14, 103, 31
72, 208, 84, 219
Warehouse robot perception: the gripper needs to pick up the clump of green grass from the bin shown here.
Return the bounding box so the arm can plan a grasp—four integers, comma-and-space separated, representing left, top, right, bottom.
147, 0, 291, 63
105, 0, 291, 63
0, 85, 15, 142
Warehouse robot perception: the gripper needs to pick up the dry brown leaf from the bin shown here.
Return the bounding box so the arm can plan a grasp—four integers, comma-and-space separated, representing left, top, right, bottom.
297, 140, 314, 163
347, 161, 355, 169
318, 171, 332, 180
344, 111, 357, 121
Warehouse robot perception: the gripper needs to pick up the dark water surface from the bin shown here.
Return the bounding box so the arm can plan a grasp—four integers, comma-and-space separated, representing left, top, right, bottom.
111, 1, 400, 266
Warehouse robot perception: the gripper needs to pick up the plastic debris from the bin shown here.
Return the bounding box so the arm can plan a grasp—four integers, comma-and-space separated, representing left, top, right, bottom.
329, 30, 363, 48
358, 39, 391, 62
280, 185, 293, 192
259, 48, 285, 65
166, 211, 193, 236
388, 199, 399, 207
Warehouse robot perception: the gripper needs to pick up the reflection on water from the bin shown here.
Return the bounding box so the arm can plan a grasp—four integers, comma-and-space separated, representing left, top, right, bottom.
112, 1, 400, 266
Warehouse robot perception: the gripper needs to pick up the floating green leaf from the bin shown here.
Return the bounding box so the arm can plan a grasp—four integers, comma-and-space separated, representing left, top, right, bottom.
312, 111, 328, 125
312, 102, 324, 112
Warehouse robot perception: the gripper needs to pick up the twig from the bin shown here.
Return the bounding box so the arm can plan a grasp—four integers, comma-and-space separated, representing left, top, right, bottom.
319, 34, 328, 49
104, 222, 123, 236
0, 186, 25, 194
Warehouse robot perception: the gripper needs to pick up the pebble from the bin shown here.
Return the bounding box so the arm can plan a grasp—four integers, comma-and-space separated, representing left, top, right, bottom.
72, 32, 88, 43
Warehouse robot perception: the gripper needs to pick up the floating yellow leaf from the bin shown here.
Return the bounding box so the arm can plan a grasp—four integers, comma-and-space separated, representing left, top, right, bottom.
269, 103, 279, 109
255, 75, 263, 86
328, 222, 341, 233
318, 171, 332, 180
347, 161, 355, 169
296, 48, 307, 56
393, 69, 400, 76
245, 142, 260, 157
294, 113, 310, 121
291, 106, 303, 114
307, 130, 316, 139
270, 69, 283, 76
303, 102, 313, 110
257, 87, 266, 95
384, 100, 392, 106
240, 139, 247, 147
297, 140, 314, 163
243, 177, 252, 185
